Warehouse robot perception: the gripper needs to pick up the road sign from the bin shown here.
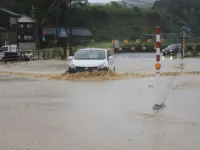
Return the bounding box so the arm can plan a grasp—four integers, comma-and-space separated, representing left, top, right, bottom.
155, 63, 161, 70
124, 39, 128, 44
180, 26, 187, 38
112, 40, 115, 44
186, 27, 191, 32
147, 39, 151, 43
136, 39, 140, 43
59, 28, 67, 37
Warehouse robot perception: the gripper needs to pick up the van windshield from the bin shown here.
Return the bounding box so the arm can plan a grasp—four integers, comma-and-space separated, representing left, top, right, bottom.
74, 50, 106, 60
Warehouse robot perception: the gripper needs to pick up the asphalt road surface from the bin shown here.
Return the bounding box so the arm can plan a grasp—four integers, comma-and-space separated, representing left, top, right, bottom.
0, 53, 200, 150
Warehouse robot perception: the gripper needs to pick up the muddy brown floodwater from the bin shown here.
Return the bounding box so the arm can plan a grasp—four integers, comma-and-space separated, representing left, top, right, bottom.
0, 73, 200, 150
1, 53, 200, 150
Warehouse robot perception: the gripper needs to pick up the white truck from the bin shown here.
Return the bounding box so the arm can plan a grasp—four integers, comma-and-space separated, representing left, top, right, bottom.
0, 45, 33, 61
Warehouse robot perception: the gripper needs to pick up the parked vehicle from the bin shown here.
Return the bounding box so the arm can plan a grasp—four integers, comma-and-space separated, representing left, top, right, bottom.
0, 45, 33, 61
162, 44, 187, 56
68, 48, 115, 73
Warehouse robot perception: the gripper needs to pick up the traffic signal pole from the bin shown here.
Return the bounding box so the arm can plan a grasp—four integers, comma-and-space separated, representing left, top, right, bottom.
180, 26, 187, 74
180, 26, 187, 59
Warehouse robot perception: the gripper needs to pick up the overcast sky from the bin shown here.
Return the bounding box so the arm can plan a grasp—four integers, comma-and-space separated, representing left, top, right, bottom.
88, 0, 119, 3
88, 0, 154, 3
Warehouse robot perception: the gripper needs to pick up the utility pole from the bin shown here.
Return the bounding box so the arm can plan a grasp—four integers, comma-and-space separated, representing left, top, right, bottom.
69, 0, 73, 56
63, 0, 73, 57
55, 0, 59, 46
32, 5, 39, 50
63, 0, 68, 59
31, 5, 39, 59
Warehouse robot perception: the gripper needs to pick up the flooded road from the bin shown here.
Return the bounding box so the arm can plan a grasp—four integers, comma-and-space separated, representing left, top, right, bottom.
0, 53, 200, 74
0, 72, 200, 150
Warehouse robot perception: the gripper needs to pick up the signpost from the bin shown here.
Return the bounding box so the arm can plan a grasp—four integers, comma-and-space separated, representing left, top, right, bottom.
180, 26, 190, 59
59, 28, 67, 38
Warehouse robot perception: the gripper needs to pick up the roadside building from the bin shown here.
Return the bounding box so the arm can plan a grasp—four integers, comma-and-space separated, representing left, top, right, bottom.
0, 8, 20, 47
0, 27, 6, 47
18, 14, 39, 51
41, 27, 93, 48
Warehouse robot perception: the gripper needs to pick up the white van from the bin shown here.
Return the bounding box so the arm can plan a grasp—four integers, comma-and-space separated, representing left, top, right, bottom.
68, 48, 115, 73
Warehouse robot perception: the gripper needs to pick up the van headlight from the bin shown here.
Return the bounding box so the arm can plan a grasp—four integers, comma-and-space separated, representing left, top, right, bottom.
69, 63, 76, 68
98, 63, 106, 69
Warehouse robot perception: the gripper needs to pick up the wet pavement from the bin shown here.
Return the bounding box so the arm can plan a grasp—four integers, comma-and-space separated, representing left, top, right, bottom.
0, 53, 200, 150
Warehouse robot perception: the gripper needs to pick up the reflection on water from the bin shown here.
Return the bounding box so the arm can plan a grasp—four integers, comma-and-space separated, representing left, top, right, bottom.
162, 56, 175, 60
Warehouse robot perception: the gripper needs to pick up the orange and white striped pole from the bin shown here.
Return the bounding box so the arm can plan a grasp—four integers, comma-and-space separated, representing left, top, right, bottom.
156, 26, 161, 66
153, 26, 162, 110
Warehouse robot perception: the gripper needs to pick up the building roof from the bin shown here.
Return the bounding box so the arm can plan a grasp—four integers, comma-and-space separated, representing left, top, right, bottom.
18, 15, 35, 23
0, 8, 20, 17
42, 27, 92, 37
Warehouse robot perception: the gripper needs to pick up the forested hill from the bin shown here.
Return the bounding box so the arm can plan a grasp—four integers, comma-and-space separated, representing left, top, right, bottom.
153, 0, 200, 35
0, 0, 200, 41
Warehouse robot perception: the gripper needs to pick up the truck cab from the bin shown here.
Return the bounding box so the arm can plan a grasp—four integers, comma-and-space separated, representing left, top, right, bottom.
0, 45, 19, 52
0, 45, 33, 61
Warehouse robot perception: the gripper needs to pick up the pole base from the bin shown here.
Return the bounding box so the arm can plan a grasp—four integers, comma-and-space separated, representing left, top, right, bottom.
152, 103, 166, 110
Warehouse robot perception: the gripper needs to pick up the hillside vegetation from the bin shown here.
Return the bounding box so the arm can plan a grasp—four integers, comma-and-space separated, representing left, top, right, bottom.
0, 0, 200, 41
